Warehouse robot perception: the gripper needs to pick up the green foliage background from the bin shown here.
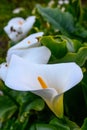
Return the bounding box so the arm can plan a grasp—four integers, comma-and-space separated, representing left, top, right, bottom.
0, 0, 87, 129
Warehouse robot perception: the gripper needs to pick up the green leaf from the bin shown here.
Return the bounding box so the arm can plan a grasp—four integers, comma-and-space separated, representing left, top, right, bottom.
59, 35, 82, 52
40, 35, 87, 66
50, 118, 70, 130
19, 99, 45, 123
14, 91, 38, 105
7, 91, 41, 106
1, 118, 15, 130
36, 4, 75, 36
0, 96, 17, 122
81, 73, 87, 108
74, 23, 87, 38
1, 118, 29, 130
55, 46, 87, 66
10, 118, 29, 130
81, 118, 87, 130
64, 117, 80, 130
68, 0, 82, 23
23, 98, 45, 112
40, 36, 67, 58
30, 123, 57, 130
64, 85, 87, 126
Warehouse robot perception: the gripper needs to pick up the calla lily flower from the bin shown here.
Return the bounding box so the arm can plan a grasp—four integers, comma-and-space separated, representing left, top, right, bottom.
4, 16, 36, 42
0, 55, 83, 118
6, 32, 51, 64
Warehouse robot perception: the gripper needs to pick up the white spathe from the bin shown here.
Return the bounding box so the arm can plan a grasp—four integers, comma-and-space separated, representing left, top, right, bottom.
0, 55, 83, 117
5, 55, 83, 92
6, 32, 48, 64
7, 32, 44, 50
7, 46, 51, 64
4, 16, 36, 42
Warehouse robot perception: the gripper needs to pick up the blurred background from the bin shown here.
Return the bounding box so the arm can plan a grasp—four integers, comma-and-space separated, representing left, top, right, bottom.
0, 0, 87, 130
0, 0, 87, 60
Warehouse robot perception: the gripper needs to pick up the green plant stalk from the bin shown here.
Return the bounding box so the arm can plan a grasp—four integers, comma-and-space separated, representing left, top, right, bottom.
79, 0, 83, 24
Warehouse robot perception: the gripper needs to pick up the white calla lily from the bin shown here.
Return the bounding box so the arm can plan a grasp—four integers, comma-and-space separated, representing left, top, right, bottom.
0, 55, 83, 118
6, 32, 50, 64
4, 16, 36, 42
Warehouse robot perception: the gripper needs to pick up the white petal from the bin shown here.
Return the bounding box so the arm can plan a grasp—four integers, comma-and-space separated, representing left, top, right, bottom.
4, 26, 11, 35
4, 17, 24, 34
7, 46, 51, 64
4, 17, 25, 42
22, 16, 36, 34
8, 32, 23, 42
5, 55, 83, 93
33, 88, 57, 102
0, 63, 8, 81
22, 46, 51, 64
26, 16, 36, 22
5, 55, 32, 91
6, 32, 44, 63
8, 17, 25, 25
29, 32, 44, 38
8, 32, 43, 50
